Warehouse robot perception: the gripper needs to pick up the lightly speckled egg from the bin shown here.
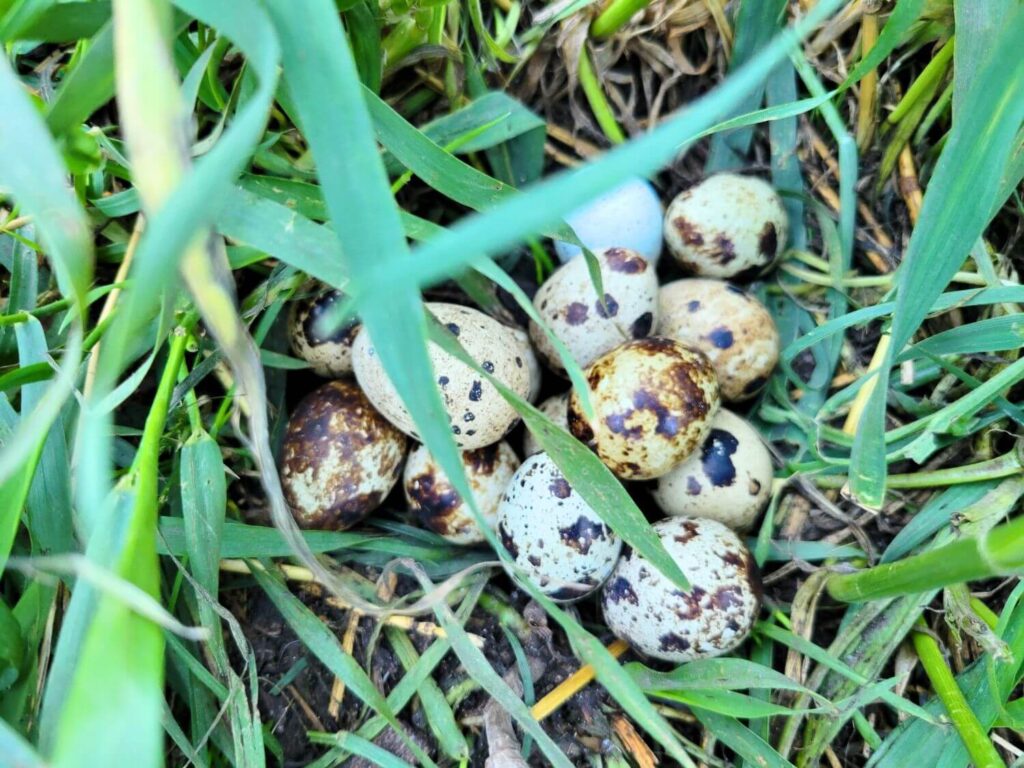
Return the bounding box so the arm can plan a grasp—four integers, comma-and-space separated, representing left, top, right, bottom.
512, 328, 543, 402
652, 409, 773, 531
352, 302, 532, 450
523, 392, 569, 457
568, 337, 720, 481
288, 286, 360, 378
496, 452, 622, 602
664, 173, 788, 279
280, 380, 407, 530
658, 279, 779, 401
601, 517, 761, 663
553, 177, 664, 265
403, 441, 521, 545
530, 247, 659, 375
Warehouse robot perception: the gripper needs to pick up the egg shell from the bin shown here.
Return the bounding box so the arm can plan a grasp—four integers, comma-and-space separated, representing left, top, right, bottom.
664, 173, 788, 279
601, 517, 761, 663
352, 303, 532, 450
404, 441, 520, 545
512, 327, 543, 403
554, 178, 664, 265
288, 287, 360, 378
497, 452, 622, 602
523, 392, 570, 457
652, 409, 773, 530
658, 279, 779, 401
280, 380, 407, 530
568, 337, 720, 480
530, 247, 659, 375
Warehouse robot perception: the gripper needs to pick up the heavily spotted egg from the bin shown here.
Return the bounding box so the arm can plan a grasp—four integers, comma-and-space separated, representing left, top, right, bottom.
522, 392, 570, 457
496, 452, 622, 602
280, 380, 407, 530
403, 441, 521, 545
658, 278, 779, 401
652, 409, 773, 530
601, 517, 761, 663
554, 177, 664, 265
530, 247, 659, 375
352, 303, 532, 450
664, 173, 788, 280
288, 285, 360, 378
567, 337, 720, 480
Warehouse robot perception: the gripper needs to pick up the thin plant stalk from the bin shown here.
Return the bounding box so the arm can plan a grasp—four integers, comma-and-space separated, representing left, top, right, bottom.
912, 620, 1007, 768
827, 512, 1024, 603
590, 0, 653, 39
810, 448, 1024, 490
578, 45, 626, 144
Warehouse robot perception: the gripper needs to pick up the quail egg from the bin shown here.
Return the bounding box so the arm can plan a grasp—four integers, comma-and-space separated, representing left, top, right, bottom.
530, 247, 659, 375
568, 337, 720, 480
404, 441, 521, 545
497, 452, 622, 602
523, 392, 570, 457
512, 328, 543, 403
664, 173, 788, 279
652, 409, 773, 530
658, 279, 779, 401
288, 286, 360, 377
554, 177, 664, 265
280, 380, 407, 530
601, 517, 761, 663
352, 303, 532, 450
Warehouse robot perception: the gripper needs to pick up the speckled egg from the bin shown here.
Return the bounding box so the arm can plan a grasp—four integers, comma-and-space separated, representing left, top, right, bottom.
523, 392, 570, 457
512, 328, 543, 403
280, 380, 407, 530
403, 441, 520, 545
658, 279, 779, 401
530, 247, 659, 375
497, 452, 622, 602
554, 178, 664, 265
352, 303, 532, 450
288, 286, 360, 377
601, 517, 761, 663
664, 173, 788, 279
652, 410, 773, 531
567, 338, 720, 480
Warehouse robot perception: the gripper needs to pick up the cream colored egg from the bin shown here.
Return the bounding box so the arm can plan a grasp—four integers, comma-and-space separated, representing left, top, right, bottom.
652, 409, 773, 530
280, 380, 407, 530
601, 517, 761, 663
403, 441, 520, 545
497, 452, 621, 602
523, 392, 569, 457
352, 303, 532, 450
530, 247, 659, 375
288, 287, 360, 378
512, 328, 543, 402
568, 338, 720, 480
658, 279, 779, 401
664, 173, 787, 279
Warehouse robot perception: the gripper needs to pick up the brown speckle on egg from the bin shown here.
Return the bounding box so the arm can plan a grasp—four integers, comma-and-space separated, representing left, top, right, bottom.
658, 278, 779, 402
281, 380, 407, 530
403, 440, 520, 545
568, 337, 720, 480
601, 517, 760, 663
288, 285, 360, 378
664, 173, 788, 279
530, 247, 659, 376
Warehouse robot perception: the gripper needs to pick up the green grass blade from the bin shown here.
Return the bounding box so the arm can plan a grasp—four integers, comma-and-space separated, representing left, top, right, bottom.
692, 708, 795, 768
850, 6, 1024, 506
0, 55, 93, 309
